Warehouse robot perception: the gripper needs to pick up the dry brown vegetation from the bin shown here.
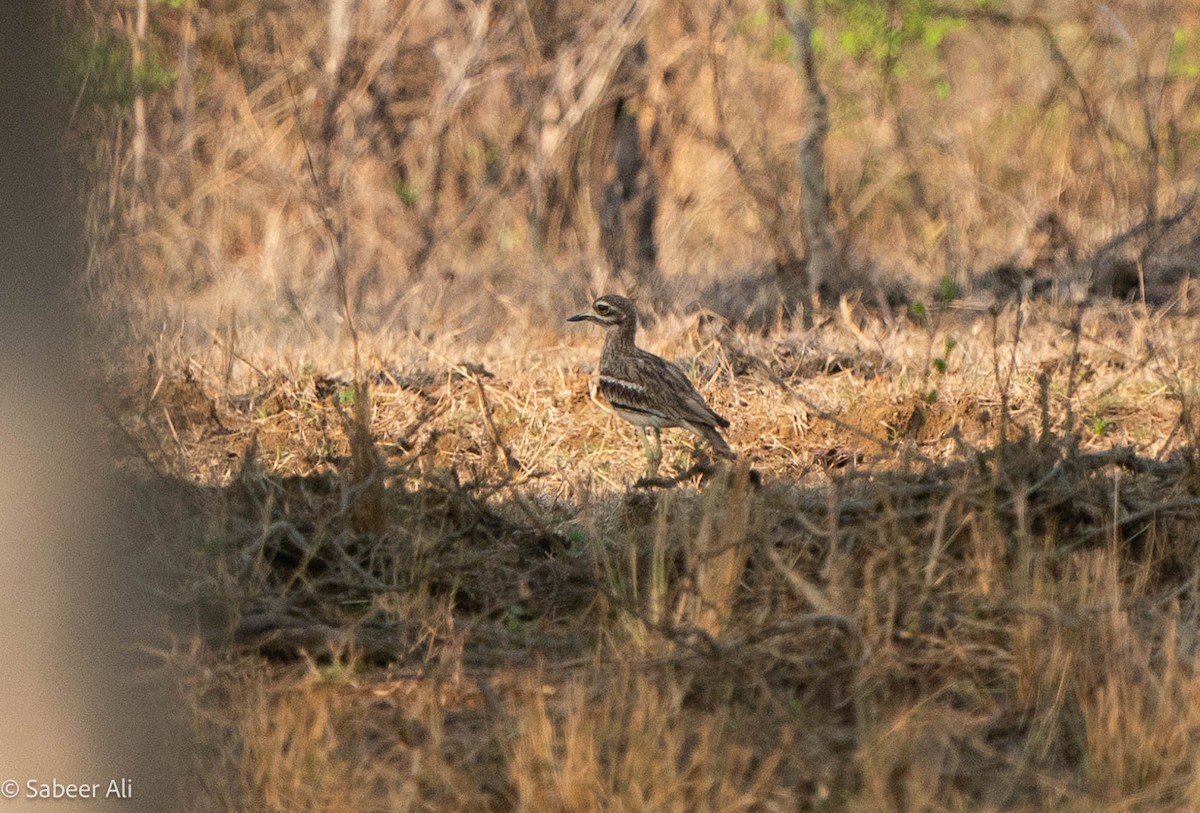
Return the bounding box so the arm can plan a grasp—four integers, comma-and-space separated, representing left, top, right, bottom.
112, 304, 1200, 811
67, 0, 1200, 809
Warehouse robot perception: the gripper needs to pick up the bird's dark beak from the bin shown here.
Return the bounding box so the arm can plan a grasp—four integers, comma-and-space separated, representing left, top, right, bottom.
567, 311, 593, 323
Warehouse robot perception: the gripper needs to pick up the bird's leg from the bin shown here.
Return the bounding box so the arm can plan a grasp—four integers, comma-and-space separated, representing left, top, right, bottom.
640, 426, 663, 478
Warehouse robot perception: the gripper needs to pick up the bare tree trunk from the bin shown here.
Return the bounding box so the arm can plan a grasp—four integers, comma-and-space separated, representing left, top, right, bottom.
318, 0, 361, 363
780, 1, 839, 324
130, 0, 148, 228
598, 40, 665, 308
319, 0, 357, 194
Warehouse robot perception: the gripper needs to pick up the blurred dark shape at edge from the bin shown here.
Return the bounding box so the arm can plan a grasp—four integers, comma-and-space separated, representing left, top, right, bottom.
0, 5, 176, 809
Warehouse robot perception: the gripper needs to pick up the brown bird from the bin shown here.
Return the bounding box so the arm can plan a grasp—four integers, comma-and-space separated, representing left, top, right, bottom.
568, 294, 735, 477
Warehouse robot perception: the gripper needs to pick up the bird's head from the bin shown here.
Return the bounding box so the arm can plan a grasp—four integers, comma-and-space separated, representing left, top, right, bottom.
567, 294, 636, 328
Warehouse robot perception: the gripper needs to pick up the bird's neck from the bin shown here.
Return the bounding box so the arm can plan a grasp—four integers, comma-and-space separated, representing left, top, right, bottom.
601, 320, 638, 360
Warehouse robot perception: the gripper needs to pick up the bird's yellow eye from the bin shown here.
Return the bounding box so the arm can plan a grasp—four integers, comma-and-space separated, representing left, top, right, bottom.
595, 302, 610, 314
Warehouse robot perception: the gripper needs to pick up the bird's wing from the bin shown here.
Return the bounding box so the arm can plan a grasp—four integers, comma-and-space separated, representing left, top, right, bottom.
598, 373, 669, 423
638, 352, 729, 429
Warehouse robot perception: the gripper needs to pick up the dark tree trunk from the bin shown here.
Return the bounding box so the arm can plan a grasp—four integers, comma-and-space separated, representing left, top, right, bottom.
598, 40, 665, 308
780, 2, 839, 324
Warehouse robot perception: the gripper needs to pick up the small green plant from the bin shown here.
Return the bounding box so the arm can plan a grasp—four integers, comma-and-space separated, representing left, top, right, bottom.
1091, 415, 1113, 437
925, 335, 956, 404
393, 180, 420, 206
910, 299, 928, 327
935, 275, 961, 305
932, 336, 956, 374
337, 386, 357, 407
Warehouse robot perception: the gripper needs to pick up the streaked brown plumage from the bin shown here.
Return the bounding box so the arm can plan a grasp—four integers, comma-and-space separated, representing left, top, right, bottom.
568, 294, 734, 476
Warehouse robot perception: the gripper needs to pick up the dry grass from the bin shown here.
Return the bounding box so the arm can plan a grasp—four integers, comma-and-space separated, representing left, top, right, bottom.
105, 300, 1200, 812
